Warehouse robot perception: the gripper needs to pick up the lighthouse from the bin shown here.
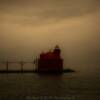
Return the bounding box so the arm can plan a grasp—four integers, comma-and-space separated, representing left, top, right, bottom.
53, 45, 61, 58
37, 45, 63, 73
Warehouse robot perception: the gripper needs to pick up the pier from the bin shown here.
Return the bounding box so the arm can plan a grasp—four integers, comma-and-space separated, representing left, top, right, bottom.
0, 61, 38, 73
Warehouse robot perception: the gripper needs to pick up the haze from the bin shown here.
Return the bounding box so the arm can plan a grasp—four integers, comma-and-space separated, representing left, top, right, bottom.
0, 0, 100, 73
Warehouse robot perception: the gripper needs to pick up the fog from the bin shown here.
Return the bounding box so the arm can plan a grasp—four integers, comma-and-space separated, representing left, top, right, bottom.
0, 0, 100, 73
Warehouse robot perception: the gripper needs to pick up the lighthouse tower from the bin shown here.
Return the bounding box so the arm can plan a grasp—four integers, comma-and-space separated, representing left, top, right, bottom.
53, 45, 61, 59
37, 45, 63, 73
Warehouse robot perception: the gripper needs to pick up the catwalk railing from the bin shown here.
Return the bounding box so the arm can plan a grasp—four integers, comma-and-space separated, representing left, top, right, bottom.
0, 60, 38, 73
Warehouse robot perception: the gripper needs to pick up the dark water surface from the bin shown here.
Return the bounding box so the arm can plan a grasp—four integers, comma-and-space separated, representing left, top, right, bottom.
0, 72, 100, 100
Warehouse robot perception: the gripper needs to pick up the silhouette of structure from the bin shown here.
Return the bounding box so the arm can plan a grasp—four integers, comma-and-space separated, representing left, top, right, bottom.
0, 45, 75, 73
37, 45, 63, 73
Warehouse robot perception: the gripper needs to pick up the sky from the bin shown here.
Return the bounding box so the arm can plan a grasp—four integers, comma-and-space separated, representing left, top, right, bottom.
0, 0, 100, 72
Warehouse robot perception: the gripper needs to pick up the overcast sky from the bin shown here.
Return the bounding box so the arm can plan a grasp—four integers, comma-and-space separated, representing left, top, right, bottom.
0, 0, 100, 72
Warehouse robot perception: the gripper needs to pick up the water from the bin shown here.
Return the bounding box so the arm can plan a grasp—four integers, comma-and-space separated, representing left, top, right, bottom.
0, 72, 100, 100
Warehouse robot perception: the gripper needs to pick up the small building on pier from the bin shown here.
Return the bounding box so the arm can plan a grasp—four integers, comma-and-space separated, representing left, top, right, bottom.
37, 45, 63, 73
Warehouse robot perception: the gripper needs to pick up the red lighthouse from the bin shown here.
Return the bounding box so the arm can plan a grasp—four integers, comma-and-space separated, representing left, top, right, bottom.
53, 45, 61, 58
37, 45, 63, 73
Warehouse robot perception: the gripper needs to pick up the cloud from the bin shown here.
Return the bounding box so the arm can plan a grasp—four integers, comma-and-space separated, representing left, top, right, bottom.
0, 0, 100, 26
